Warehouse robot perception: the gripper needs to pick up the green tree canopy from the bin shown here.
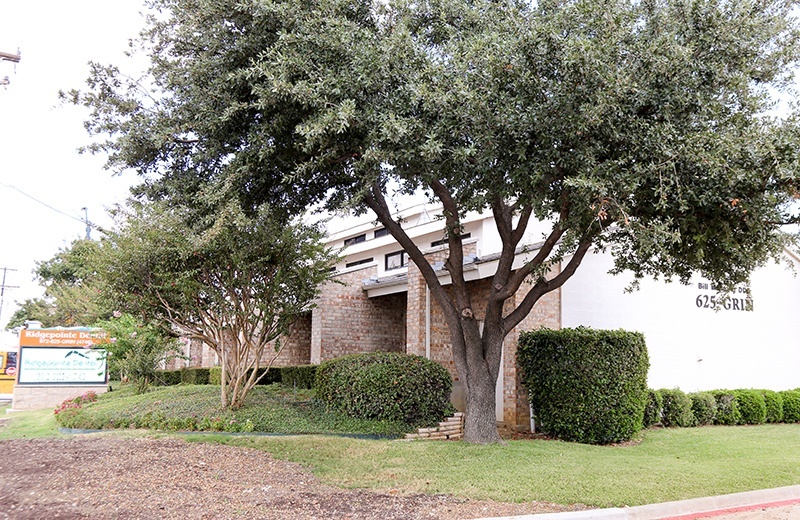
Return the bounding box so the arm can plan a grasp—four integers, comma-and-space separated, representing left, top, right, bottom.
6, 239, 111, 329
68, 0, 800, 441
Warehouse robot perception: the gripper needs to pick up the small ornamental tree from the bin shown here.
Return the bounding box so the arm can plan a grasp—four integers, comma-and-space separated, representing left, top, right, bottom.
68, 0, 800, 442
96, 313, 181, 394
98, 201, 337, 408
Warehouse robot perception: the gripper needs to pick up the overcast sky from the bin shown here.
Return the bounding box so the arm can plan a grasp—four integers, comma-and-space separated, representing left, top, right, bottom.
0, 1, 149, 327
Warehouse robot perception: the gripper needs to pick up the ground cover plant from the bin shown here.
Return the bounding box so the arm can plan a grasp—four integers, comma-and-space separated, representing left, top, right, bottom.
53, 383, 411, 437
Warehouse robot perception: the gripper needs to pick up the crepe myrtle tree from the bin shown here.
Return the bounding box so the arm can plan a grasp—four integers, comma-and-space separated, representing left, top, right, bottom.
67, 0, 800, 442
98, 201, 338, 409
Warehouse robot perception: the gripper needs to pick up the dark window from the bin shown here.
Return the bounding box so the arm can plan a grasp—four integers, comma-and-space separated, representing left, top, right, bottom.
345, 257, 374, 269
385, 251, 407, 270
374, 228, 390, 239
431, 233, 471, 248
344, 234, 366, 247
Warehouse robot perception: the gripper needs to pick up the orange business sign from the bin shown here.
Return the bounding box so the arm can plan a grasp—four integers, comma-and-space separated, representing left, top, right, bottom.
19, 329, 109, 348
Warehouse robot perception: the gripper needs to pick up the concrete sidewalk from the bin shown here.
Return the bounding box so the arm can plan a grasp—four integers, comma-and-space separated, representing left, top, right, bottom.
479, 485, 800, 520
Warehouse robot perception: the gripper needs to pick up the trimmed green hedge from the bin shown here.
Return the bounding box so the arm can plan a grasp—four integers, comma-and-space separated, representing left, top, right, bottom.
688, 392, 717, 426
209, 366, 222, 385
734, 390, 767, 425
281, 365, 317, 390
761, 390, 784, 423
155, 367, 211, 386
713, 391, 741, 425
518, 327, 649, 445
643, 389, 663, 427
659, 389, 694, 428
189, 365, 316, 387
315, 352, 453, 427
642, 388, 797, 429
780, 390, 800, 423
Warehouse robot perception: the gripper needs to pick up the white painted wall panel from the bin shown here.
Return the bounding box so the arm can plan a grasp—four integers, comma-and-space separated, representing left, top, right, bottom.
561, 251, 800, 392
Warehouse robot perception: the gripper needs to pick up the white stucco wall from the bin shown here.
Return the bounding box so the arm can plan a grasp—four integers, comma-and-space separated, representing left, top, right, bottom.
561, 251, 800, 392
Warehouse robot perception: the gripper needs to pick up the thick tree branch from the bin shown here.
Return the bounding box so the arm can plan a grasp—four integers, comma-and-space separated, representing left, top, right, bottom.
429, 179, 473, 315
503, 235, 594, 332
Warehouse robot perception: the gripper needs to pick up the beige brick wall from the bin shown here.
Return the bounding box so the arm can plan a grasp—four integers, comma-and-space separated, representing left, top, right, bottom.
272, 312, 313, 366
311, 266, 406, 363
12, 385, 108, 411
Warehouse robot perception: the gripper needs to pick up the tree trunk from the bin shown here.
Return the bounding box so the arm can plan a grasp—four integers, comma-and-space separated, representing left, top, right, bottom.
460, 327, 504, 444
463, 362, 503, 443
220, 353, 230, 409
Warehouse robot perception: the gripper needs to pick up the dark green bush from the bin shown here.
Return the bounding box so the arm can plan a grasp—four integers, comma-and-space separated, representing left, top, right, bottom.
517, 327, 649, 444
734, 390, 767, 425
713, 391, 741, 425
156, 369, 183, 386
643, 389, 663, 428
203, 365, 281, 387
659, 389, 694, 427
281, 365, 317, 390
155, 367, 210, 386
761, 390, 784, 423
688, 392, 717, 426
209, 366, 221, 385
780, 390, 800, 423
180, 367, 210, 385
315, 352, 453, 427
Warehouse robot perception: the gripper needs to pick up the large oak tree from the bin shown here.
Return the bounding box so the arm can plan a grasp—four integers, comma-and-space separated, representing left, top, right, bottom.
68, 0, 800, 442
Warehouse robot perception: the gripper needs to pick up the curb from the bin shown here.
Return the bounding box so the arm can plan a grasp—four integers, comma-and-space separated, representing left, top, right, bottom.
475, 485, 800, 520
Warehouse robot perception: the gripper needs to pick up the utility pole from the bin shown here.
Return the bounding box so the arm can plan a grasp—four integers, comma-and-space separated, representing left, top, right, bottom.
0, 49, 21, 87
0, 267, 19, 325
82, 207, 91, 239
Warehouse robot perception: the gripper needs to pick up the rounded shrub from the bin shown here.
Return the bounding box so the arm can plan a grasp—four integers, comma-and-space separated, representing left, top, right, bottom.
760, 390, 783, 423
688, 392, 717, 426
713, 391, 741, 425
734, 390, 767, 425
643, 389, 663, 428
659, 389, 694, 427
314, 352, 453, 426
780, 390, 800, 423
517, 327, 649, 445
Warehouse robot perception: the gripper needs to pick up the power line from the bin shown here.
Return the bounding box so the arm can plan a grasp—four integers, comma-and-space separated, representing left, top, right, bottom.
0, 182, 99, 231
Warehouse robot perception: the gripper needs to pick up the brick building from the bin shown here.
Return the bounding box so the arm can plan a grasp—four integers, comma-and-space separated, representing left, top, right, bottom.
178, 202, 800, 432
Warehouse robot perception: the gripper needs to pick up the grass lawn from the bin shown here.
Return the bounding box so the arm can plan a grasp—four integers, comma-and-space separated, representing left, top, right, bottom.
0, 406, 63, 439
201, 424, 800, 507
1, 383, 798, 507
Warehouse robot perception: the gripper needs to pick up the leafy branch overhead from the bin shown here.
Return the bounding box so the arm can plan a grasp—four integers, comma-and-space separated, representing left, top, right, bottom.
68, 0, 800, 442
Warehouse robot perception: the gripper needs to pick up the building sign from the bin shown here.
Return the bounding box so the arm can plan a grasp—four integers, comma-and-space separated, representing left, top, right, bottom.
17, 347, 107, 384
695, 282, 753, 312
19, 329, 108, 347
17, 328, 109, 385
